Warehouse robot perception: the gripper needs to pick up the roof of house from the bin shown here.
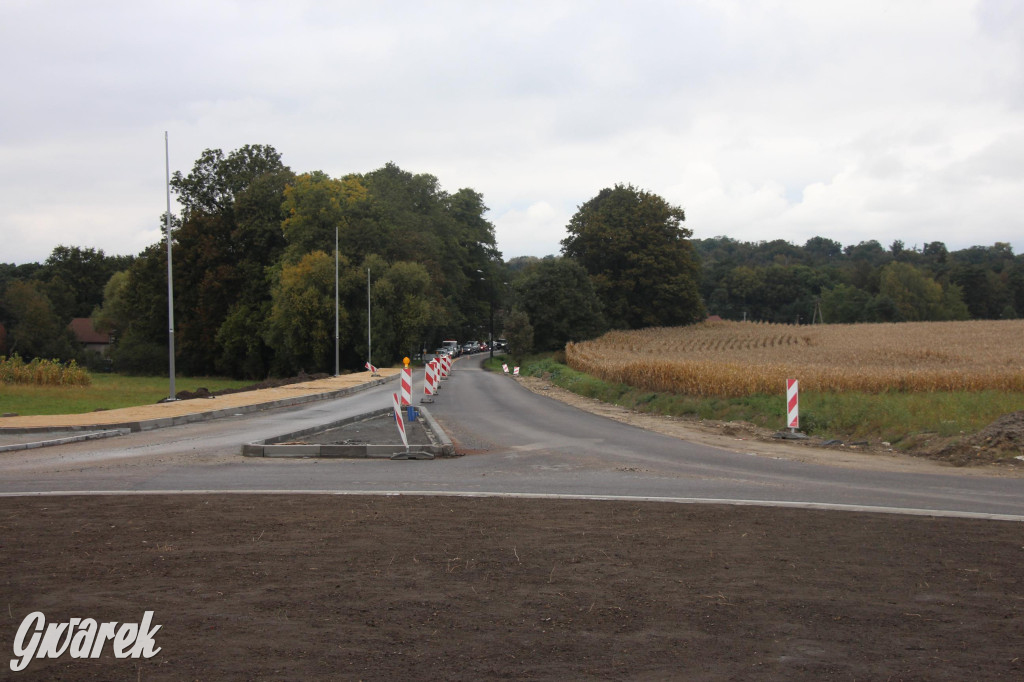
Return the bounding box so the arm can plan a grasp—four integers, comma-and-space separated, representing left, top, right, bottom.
68, 318, 111, 344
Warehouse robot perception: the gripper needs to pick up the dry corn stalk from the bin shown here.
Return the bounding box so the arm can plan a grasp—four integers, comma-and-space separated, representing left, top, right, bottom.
566, 320, 1024, 397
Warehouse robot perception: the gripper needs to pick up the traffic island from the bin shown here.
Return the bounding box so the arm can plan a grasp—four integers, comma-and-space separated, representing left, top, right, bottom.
241, 405, 454, 459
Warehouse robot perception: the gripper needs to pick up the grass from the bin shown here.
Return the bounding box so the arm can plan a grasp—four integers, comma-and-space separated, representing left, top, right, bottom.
0, 374, 254, 416
494, 355, 1024, 451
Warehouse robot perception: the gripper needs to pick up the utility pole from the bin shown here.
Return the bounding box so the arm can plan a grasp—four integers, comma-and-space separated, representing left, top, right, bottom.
164, 132, 176, 401
367, 268, 372, 372
334, 224, 339, 376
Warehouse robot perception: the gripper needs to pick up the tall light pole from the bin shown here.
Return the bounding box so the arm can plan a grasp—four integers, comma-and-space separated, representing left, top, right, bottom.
164, 132, 176, 401
476, 268, 495, 359
367, 267, 372, 372
334, 224, 339, 377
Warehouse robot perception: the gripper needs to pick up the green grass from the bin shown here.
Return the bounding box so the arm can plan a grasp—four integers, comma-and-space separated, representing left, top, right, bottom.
0, 374, 254, 416
494, 355, 1024, 450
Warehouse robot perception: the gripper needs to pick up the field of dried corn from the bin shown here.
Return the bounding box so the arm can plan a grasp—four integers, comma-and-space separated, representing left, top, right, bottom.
565, 320, 1024, 397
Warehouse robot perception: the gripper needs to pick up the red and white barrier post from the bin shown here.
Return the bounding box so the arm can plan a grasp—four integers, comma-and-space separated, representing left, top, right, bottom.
400, 358, 412, 406
786, 379, 799, 432
421, 360, 437, 403
430, 356, 442, 387
392, 392, 408, 453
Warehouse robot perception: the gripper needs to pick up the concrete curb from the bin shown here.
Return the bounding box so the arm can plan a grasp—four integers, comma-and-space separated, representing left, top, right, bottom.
0, 374, 398, 437
241, 405, 455, 459
0, 429, 131, 453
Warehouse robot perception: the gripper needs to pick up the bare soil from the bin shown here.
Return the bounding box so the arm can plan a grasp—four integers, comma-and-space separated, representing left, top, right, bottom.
2, 495, 1022, 681
3, 372, 1023, 679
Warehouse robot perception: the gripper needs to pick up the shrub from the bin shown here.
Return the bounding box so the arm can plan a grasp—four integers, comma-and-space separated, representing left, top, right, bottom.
0, 354, 91, 386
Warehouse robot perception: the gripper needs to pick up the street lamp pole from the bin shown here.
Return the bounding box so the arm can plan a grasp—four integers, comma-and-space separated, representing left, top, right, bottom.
164, 132, 176, 401
334, 224, 339, 377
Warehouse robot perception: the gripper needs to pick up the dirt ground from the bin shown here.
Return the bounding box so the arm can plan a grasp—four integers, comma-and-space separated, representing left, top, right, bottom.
1, 495, 1022, 681
3, 373, 1023, 679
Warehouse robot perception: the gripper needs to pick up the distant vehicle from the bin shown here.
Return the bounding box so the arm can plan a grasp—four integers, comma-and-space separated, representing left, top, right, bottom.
494, 338, 508, 351
442, 339, 460, 357
462, 342, 476, 354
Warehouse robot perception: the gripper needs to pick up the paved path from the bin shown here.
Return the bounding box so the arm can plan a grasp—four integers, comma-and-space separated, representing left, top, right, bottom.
1, 358, 1022, 520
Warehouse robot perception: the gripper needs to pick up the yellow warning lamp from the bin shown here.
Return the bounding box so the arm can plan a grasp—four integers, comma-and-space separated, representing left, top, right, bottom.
403, 357, 411, 368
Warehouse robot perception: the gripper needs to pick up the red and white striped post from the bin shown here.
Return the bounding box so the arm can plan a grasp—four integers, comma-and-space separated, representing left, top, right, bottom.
400, 358, 412, 406
421, 360, 436, 402
786, 379, 799, 432
392, 392, 408, 452
431, 359, 440, 388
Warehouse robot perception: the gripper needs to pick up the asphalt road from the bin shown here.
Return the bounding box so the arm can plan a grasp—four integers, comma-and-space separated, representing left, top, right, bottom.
1, 358, 1023, 519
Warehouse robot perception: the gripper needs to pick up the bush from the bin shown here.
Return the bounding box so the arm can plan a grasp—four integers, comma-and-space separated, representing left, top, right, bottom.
0, 354, 91, 386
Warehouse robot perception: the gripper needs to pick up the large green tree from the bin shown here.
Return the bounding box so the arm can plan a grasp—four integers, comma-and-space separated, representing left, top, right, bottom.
167, 145, 294, 376
561, 184, 705, 329
0, 280, 77, 360
512, 258, 605, 351
266, 251, 342, 374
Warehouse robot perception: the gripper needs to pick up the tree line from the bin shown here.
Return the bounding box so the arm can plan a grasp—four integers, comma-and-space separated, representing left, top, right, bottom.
1, 143, 1021, 379
694, 237, 1024, 324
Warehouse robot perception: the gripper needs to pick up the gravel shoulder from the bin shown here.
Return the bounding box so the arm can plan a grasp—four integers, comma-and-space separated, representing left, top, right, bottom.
515, 376, 1024, 478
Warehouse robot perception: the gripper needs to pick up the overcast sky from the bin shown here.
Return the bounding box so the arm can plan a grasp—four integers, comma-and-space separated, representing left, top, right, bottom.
2, 0, 1023, 265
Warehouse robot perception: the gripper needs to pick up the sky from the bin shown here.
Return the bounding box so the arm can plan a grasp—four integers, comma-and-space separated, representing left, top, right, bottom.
2, 0, 1023, 265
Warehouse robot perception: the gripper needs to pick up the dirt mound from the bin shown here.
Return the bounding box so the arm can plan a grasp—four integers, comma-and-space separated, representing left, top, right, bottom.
928, 411, 1024, 466
161, 371, 332, 403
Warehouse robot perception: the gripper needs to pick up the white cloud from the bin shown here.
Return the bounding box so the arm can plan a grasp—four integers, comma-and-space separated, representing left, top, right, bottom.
1, 0, 1023, 265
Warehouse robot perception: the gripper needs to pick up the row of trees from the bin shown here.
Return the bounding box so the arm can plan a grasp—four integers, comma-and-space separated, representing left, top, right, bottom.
2, 143, 1021, 377
89, 148, 502, 377
695, 237, 1024, 324
0, 247, 134, 363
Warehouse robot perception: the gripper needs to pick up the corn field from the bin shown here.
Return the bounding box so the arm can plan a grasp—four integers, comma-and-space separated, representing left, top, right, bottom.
0, 355, 91, 387
565, 320, 1024, 397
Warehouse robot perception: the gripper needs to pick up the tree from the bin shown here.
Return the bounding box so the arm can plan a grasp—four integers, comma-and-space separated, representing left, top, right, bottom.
877, 262, 968, 321
108, 243, 171, 374
266, 251, 342, 374
512, 258, 605, 351
803, 236, 843, 265
167, 145, 293, 376
503, 308, 534, 362
820, 284, 872, 323
171, 145, 288, 219
0, 280, 77, 360
561, 184, 705, 329
91, 270, 131, 337
361, 258, 446, 364
38, 246, 133, 322
281, 171, 369, 264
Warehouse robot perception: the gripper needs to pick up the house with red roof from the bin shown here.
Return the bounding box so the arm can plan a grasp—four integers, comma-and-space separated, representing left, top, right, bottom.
68, 318, 112, 355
